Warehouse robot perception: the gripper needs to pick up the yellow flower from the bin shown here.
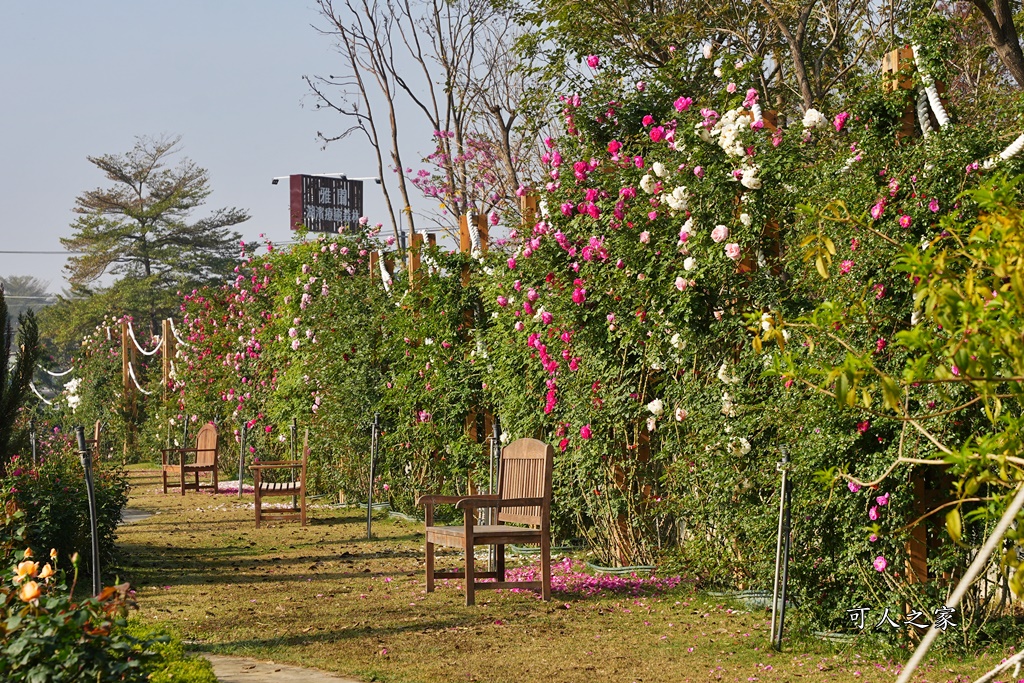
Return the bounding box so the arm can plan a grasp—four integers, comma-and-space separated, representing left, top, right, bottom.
49, 549, 57, 560
38, 564, 54, 580
23, 548, 32, 559
18, 580, 40, 602
13, 560, 38, 584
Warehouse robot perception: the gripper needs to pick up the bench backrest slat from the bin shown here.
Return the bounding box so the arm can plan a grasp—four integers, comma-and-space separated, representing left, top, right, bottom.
195, 423, 218, 467
497, 438, 553, 527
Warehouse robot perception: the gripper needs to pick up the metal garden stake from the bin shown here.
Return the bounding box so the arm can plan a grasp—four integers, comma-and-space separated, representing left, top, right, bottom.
74, 425, 102, 596
29, 418, 36, 465
367, 413, 380, 540
488, 417, 501, 571
770, 447, 793, 651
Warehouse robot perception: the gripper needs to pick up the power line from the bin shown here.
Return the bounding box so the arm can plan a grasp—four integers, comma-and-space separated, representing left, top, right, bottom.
0, 250, 85, 254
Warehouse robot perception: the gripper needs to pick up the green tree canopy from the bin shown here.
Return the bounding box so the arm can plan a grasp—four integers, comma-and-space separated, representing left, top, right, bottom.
59, 135, 248, 337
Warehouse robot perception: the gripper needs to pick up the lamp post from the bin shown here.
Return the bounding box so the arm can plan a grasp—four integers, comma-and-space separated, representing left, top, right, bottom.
74, 425, 102, 596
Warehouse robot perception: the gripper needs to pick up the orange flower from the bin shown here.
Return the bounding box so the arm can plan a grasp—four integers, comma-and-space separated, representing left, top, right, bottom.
13, 560, 38, 584
49, 548, 57, 560
18, 580, 41, 602
23, 548, 32, 559
38, 564, 54, 580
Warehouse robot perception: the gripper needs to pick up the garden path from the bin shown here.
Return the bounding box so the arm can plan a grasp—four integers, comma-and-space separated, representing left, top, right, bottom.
203, 654, 362, 683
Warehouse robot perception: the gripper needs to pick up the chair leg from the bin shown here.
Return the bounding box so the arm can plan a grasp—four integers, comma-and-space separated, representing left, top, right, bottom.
162, 469, 167, 495
540, 534, 551, 601
425, 539, 435, 593
213, 467, 218, 494
300, 490, 306, 527
180, 465, 186, 496
464, 533, 475, 606
496, 544, 506, 582
254, 474, 261, 528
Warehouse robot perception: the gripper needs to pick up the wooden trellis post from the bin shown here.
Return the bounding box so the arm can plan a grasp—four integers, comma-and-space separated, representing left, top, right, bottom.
459, 212, 491, 504
161, 319, 176, 400
120, 321, 138, 460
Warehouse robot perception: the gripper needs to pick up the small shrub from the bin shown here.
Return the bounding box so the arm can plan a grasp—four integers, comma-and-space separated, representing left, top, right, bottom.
4, 423, 129, 571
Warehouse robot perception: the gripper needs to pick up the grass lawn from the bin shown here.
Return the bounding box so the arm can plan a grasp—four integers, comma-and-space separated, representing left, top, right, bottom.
114, 469, 1012, 683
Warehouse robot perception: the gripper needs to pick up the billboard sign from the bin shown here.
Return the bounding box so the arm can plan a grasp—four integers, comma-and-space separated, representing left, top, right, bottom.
289, 175, 363, 233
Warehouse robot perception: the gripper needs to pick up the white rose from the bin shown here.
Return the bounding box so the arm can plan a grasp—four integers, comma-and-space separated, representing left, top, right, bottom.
684, 257, 695, 271
647, 398, 665, 416
652, 162, 667, 178
740, 175, 762, 190
703, 43, 713, 59
740, 213, 752, 227
714, 67, 723, 78
674, 407, 688, 421
640, 174, 656, 194
802, 108, 827, 130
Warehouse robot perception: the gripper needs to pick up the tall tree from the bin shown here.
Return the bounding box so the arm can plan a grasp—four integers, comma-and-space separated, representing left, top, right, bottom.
0, 286, 39, 476
61, 135, 248, 336
0, 276, 52, 325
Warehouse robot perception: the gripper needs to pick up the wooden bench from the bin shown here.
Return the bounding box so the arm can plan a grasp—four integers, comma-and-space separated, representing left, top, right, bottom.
161, 422, 219, 495
417, 437, 553, 606
251, 429, 308, 527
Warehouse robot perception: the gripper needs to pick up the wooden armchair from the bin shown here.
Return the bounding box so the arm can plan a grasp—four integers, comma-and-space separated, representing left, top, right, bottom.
161, 422, 219, 495
417, 437, 554, 606
251, 429, 308, 527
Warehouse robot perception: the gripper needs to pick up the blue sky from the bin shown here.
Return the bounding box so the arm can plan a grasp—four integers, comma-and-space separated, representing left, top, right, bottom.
0, 1, 413, 293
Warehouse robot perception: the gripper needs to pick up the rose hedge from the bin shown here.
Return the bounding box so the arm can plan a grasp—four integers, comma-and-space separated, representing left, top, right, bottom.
41, 51, 1024, 641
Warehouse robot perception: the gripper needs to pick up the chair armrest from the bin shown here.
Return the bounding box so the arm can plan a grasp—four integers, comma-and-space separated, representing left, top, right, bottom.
497, 497, 544, 508
416, 495, 465, 507
161, 447, 198, 465
455, 495, 502, 510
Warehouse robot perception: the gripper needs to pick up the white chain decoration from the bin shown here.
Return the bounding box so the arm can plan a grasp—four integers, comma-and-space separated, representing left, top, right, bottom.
127, 361, 154, 396
168, 318, 189, 347
126, 321, 161, 356
37, 364, 73, 377
29, 381, 53, 405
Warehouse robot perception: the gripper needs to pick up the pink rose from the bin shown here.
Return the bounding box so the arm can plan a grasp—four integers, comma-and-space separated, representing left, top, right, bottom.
541, 312, 554, 325
674, 277, 687, 291
497, 296, 508, 307
674, 97, 692, 112
726, 82, 737, 93
580, 424, 592, 440
572, 288, 586, 305
868, 506, 879, 521
586, 54, 600, 68
642, 114, 654, 126
876, 492, 890, 506
693, 166, 704, 179
847, 481, 860, 493
833, 111, 850, 132
899, 214, 912, 228
724, 243, 741, 260
873, 556, 887, 572
710, 225, 729, 243
929, 198, 940, 213
639, 231, 650, 244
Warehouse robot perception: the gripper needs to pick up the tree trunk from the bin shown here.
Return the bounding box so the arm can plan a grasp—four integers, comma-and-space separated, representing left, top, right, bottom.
971, 0, 1024, 88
